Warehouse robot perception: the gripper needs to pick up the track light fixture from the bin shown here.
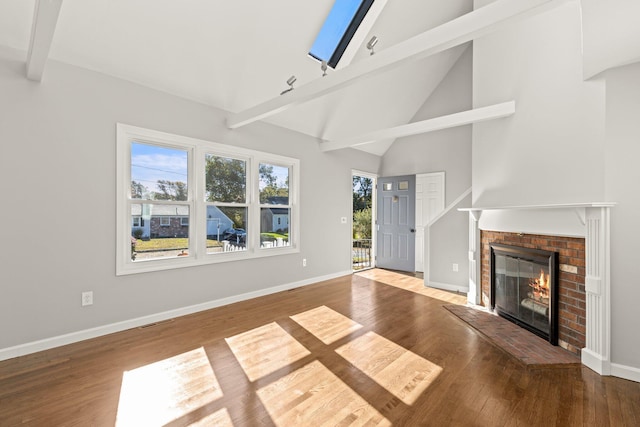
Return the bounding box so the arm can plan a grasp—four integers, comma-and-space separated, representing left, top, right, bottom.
321, 60, 328, 77
366, 36, 378, 55
280, 75, 297, 95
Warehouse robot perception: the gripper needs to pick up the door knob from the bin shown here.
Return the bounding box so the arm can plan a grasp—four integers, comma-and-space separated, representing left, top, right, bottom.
410, 229, 415, 233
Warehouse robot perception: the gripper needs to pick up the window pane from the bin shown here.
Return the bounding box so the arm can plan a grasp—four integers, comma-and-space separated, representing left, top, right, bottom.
309, 0, 375, 67
205, 155, 246, 203
259, 163, 289, 204
130, 204, 190, 261
131, 142, 188, 201
206, 206, 247, 254
260, 208, 290, 249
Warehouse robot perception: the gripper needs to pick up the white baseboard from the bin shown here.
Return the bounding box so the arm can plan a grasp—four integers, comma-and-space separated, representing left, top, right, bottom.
581, 348, 640, 383
581, 348, 611, 375
611, 362, 640, 383
0, 270, 352, 362
427, 281, 469, 294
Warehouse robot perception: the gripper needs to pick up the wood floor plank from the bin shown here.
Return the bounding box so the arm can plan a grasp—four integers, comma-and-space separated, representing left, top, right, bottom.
0, 269, 639, 426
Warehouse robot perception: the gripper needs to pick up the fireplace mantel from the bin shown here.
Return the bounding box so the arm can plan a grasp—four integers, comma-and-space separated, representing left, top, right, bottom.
459, 202, 616, 224
460, 202, 615, 376
459, 202, 616, 211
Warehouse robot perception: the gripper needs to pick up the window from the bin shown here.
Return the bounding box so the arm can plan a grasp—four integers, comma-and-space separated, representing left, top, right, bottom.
205, 154, 248, 254
259, 163, 291, 249
117, 124, 299, 275
309, 0, 375, 68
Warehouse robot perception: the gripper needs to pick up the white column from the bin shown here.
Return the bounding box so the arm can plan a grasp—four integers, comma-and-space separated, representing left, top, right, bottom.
581, 207, 611, 375
467, 210, 482, 305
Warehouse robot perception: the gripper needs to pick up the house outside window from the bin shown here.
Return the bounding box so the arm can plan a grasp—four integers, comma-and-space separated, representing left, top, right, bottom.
117, 124, 299, 275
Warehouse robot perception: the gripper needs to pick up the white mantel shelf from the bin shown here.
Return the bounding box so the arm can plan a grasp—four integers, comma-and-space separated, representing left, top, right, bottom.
459, 202, 616, 212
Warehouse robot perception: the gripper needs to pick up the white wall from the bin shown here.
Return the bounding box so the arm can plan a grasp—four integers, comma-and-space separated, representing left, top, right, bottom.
604, 62, 640, 371
381, 45, 472, 289
473, 0, 605, 208
581, 0, 640, 79
381, 46, 472, 203
0, 45, 381, 354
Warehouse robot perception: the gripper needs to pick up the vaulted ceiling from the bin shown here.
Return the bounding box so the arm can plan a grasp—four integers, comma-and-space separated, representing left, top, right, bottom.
0, 0, 474, 155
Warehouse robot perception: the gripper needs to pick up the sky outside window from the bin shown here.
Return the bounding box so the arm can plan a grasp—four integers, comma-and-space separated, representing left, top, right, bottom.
130, 142, 188, 199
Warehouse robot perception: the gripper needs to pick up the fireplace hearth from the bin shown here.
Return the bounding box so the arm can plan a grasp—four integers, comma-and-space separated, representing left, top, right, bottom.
490, 243, 559, 345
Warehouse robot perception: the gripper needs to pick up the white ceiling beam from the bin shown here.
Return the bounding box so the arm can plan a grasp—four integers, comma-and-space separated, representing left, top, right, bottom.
26, 0, 64, 82
320, 101, 516, 152
227, 0, 563, 129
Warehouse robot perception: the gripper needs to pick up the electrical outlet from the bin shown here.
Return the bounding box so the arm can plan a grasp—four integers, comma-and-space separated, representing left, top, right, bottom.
82, 291, 93, 306
452, 263, 459, 272
303, 258, 307, 267
341, 217, 347, 224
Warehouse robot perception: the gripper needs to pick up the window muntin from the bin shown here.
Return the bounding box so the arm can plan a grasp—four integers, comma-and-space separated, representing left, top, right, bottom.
309, 0, 375, 68
117, 124, 299, 275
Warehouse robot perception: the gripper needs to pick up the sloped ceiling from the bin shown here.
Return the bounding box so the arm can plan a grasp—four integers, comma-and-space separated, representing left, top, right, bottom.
0, 0, 472, 156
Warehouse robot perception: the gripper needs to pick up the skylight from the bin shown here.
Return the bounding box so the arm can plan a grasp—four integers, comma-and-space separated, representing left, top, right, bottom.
309, 0, 375, 69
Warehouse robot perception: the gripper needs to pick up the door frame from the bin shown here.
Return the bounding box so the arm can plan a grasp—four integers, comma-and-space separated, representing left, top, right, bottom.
352, 170, 377, 271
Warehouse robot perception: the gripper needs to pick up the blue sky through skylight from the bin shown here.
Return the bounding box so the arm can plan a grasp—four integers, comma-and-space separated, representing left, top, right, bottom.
309, 0, 364, 63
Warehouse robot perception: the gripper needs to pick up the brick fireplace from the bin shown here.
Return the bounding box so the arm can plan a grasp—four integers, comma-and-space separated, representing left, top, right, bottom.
481, 231, 586, 354
461, 203, 614, 375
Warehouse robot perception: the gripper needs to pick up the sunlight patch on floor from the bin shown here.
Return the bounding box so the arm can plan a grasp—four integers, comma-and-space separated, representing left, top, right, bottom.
355, 269, 467, 304
115, 347, 223, 427
257, 360, 391, 427
336, 331, 442, 405
225, 322, 311, 382
290, 305, 363, 344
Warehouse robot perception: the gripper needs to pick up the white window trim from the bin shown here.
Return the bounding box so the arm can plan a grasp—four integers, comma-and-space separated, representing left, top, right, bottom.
116, 123, 300, 275
160, 217, 171, 226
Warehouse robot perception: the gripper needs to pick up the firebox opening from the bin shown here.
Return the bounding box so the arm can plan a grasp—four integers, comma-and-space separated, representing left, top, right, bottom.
490, 244, 559, 345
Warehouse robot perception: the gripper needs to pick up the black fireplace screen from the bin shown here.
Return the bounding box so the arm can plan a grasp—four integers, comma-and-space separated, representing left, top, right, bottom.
490, 244, 559, 345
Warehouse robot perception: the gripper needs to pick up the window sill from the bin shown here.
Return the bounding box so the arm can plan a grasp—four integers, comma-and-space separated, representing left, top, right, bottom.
117, 245, 300, 276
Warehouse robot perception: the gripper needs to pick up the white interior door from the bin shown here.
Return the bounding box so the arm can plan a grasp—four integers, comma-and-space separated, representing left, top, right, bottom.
415, 173, 445, 272
376, 175, 416, 272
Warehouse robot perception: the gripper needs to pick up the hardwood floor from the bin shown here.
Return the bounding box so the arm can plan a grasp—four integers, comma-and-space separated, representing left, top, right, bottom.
1, 269, 639, 426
